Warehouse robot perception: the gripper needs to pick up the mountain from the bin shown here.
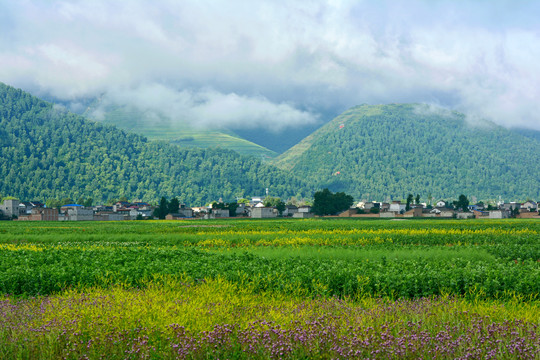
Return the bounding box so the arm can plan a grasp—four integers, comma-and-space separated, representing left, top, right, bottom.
0, 83, 311, 205
83, 104, 278, 159
273, 103, 540, 201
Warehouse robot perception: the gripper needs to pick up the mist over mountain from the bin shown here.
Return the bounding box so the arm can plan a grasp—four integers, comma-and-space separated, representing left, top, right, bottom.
0, 83, 312, 204
273, 104, 540, 201
3, 1, 540, 138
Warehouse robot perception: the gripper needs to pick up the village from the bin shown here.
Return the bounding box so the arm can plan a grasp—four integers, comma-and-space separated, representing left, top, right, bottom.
0, 196, 539, 221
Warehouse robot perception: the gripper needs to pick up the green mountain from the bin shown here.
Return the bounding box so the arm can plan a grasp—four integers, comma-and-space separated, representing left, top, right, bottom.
0, 83, 310, 205
273, 103, 540, 201
84, 104, 278, 159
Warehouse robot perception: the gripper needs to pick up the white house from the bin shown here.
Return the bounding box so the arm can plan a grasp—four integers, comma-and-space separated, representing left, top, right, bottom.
389, 201, 406, 213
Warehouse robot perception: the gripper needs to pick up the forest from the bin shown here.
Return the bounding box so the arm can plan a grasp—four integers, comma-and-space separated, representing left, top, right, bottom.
0, 83, 312, 205
274, 103, 540, 201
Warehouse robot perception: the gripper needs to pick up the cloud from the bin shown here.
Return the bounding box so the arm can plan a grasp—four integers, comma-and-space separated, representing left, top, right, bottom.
1, 0, 540, 131
92, 84, 318, 131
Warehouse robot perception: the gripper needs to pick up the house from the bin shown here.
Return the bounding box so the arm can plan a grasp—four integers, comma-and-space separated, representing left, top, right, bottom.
235, 203, 247, 216
251, 207, 277, 218
298, 206, 312, 213
501, 202, 520, 211
93, 212, 126, 221
473, 210, 489, 219
489, 210, 509, 219
521, 201, 538, 212
422, 208, 436, 217
250, 197, 265, 206
431, 207, 455, 218
62, 205, 94, 221
19, 201, 45, 215
403, 207, 422, 218
389, 201, 406, 214
292, 211, 314, 218
363, 202, 381, 211
456, 212, 474, 219
0, 199, 20, 218
204, 209, 229, 219
435, 200, 446, 208
283, 205, 298, 217
166, 207, 193, 219
18, 207, 58, 221
339, 208, 358, 217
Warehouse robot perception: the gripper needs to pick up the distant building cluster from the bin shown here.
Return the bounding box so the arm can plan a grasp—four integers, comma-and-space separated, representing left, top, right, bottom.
351, 200, 539, 219
1, 197, 538, 221
0, 198, 314, 221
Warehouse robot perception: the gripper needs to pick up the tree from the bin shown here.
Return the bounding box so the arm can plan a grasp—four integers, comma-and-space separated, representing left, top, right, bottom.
406, 194, 414, 211
312, 188, 353, 216
226, 202, 239, 217
456, 194, 469, 212
46, 198, 61, 209
415, 194, 420, 205
153, 197, 169, 219
168, 197, 180, 215
60, 198, 73, 206
263, 196, 286, 215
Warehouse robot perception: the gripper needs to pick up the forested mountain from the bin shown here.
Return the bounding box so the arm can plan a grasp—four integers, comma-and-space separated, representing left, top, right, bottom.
273, 104, 540, 201
0, 83, 311, 205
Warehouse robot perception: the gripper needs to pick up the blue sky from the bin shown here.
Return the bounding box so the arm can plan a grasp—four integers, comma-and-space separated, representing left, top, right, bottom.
1, 0, 539, 131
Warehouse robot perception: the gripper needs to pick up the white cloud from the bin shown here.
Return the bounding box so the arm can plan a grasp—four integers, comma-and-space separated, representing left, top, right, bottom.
93, 84, 317, 131
1, 0, 539, 130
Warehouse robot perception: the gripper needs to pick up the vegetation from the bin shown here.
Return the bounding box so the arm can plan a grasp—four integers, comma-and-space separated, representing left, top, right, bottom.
273, 103, 540, 201
83, 104, 278, 159
0, 218, 538, 299
312, 188, 354, 215
0, 219, 539, 358
0, 83, 312, 205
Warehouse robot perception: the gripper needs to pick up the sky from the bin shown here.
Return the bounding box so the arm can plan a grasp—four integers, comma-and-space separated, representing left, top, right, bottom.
1, 0, 540, 132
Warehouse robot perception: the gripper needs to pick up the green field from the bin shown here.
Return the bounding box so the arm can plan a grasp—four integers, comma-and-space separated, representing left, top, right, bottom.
91, 106, 278, 159
0, 218, 539, 359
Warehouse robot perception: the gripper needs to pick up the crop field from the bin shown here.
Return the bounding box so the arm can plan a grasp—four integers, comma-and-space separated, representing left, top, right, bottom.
0, 218, 539, 359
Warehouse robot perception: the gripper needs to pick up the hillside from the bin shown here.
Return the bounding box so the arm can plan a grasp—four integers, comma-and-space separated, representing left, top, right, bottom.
0, 83, 310, 205
273, 104, 540, 201
83, 105, 278, 159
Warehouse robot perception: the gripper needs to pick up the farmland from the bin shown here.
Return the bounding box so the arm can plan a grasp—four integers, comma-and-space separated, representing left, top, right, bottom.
0, 218, 539, 359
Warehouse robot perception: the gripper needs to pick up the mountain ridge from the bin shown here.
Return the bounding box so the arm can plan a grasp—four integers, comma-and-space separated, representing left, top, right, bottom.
273, 103, 540, 201
0, 82, 311, 204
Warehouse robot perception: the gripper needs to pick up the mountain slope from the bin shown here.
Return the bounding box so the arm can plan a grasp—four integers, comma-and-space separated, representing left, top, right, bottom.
84, 104, 278, 159
273, 104, 540, 201
0, 83, 310, 204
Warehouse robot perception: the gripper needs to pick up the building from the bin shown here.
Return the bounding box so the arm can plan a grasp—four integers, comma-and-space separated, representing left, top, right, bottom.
251, 207, 277, 218
18, 207, 58, 221
282, 205, 298, 217
204, 209, 229, 219
0, 199, 20, 218
456, 212, 475, 219
389, 201, 406, 214
62, 205, 94, 221
403, 207, 422, 218
292, 212, 314, 218
489, 210, 509, 219
298, 206, 312, 213
521, 201, 538, 212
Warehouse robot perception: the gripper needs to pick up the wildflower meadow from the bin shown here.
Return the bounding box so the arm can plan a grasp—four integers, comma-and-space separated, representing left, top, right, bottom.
0, 218, 539, 359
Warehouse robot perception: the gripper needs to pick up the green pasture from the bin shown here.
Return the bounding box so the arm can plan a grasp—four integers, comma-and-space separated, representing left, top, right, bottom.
0, 218, 538, 299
